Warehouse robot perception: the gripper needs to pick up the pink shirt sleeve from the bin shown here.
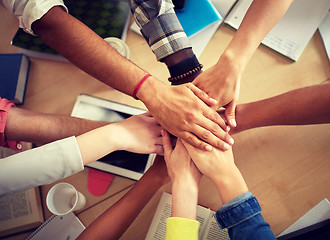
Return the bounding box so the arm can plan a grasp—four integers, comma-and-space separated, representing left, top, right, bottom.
0, 97, 22, 151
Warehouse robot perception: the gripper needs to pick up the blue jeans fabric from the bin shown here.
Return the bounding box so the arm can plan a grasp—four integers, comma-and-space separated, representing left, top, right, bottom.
214, 192, 276, 240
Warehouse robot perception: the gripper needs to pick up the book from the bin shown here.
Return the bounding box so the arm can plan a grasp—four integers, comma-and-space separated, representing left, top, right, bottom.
0, 53, 30, 105
211, 0, 238, 19
318, 11, 330, 62
11, 0, 131, 61
0, 146, 44, 238
277, 198, 330, 238
224, 0, 330, 61
25, 212, 85, 240
175, 0, 222, 37
145, 192, 230, 240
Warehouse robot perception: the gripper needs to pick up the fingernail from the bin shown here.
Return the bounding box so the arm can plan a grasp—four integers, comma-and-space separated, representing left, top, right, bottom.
210, 98, 217, 104
205, 145, 213, 151
230, 119, 237, 127
229, 137, 234, 145
223, 143, 231, 150
226, 126, 231, 132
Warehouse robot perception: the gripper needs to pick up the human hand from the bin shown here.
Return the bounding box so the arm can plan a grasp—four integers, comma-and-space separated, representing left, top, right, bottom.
181, 140, 236, 182
182, 140, 249, 204
113, 112, 164, 155
217, 105, 246, 135
193, 55, 241, 128
161, 130, 202, 184
143, 83, 234, 151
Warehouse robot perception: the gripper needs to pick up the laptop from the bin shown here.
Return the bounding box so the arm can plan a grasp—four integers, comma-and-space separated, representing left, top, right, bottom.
71, 94, 155, 180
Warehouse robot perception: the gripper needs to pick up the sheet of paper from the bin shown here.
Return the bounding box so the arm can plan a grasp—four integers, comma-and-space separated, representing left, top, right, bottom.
189, 20, 222, 58
211, 0, 237, 18
145, 192, 172, 240
277, 198, 330, 237
318, 11, 330, 61
202, 215, 230, 240
196, 204, 213, 239
225, 0, 330, 61
224, 0, 252, 29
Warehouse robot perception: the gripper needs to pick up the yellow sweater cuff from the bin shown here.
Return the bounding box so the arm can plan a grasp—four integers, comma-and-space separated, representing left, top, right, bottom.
165, 217, 200, 240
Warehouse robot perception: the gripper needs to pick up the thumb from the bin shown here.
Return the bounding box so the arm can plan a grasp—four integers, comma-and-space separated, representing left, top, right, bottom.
225, 101, 237, 128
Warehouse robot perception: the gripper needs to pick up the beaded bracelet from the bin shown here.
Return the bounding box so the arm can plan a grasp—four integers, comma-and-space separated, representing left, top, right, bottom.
168, 64, 203, 83
168, 55, 200, 77
133, 74, 152, 100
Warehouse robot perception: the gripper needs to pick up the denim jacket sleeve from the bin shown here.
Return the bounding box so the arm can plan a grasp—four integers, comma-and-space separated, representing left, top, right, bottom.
214, 192, 276, 240
128, 0, 191, 61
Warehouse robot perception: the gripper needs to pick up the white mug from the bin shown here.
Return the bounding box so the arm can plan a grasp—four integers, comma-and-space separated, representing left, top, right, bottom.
46, 182, 86, 215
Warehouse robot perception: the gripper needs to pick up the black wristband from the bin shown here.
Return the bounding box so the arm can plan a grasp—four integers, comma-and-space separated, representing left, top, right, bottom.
168, 55, 200, 77
168, 64, 203, 83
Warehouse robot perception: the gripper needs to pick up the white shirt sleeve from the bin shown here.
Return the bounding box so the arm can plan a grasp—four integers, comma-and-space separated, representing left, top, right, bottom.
1, 0, 68, 35
0, 136, 84, 196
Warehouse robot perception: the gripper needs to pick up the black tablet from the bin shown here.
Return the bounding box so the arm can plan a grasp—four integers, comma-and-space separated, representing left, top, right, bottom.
71, 94, 155, 180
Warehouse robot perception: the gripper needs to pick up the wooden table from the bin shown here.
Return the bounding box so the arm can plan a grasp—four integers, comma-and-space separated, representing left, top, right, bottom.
1, 5, 330, 240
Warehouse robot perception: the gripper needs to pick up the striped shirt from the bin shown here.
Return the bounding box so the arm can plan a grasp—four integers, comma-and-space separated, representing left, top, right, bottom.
129, 0, 191, 61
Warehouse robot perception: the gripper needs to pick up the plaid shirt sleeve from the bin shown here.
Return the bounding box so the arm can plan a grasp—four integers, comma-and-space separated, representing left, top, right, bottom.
128, 0, 191, 61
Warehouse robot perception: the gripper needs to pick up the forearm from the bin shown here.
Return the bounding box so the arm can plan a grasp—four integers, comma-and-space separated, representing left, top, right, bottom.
212, 165, 248, 204
129, 0, 202, 85
32, 6, 148, 96
215, 193, 276, 240
233, 84, 330, 133
76, 123, 119, 165
77, 156, 168, 240
171, 177, 199, 220
220, 0, 294, 70
5, 107, 107, 144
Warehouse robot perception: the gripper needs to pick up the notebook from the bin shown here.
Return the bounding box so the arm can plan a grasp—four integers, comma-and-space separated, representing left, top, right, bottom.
175, 0, 221, 37
224, 0, 330, 61
0, 53, 30, 104
25, 212, 85, 240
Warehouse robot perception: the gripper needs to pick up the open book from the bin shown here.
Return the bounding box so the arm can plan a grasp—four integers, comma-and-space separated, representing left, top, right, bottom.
145, 192, 229, 240
0, 147, 44, 237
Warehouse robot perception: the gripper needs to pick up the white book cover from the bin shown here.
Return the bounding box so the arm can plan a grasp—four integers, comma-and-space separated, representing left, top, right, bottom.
318, 11, 330, 61
277, 198, 330, 237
